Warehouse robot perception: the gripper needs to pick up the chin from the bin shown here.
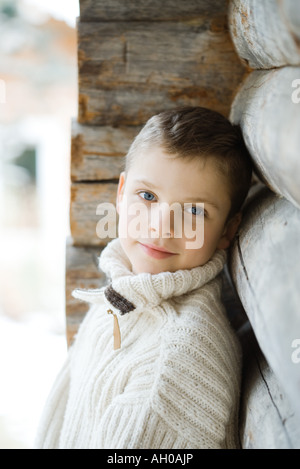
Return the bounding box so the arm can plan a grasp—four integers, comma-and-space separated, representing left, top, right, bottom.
130, 258, 170, 275
131, 263, 160, 275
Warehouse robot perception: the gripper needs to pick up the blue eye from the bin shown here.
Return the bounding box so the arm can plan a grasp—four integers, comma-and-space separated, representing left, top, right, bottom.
186, 205, 205, 216
139, 191, 156, 201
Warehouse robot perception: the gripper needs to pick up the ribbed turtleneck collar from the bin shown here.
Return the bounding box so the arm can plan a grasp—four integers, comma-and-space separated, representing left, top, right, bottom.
73, 238, 227, 317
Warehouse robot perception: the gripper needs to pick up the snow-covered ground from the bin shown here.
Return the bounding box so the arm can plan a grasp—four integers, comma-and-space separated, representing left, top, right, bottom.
0, 314, 67, 448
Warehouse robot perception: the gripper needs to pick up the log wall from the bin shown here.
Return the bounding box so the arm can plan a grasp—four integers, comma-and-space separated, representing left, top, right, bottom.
239, 325, 300, 449
230, 187, 300, 424
230, 67, 300, 209
229, 0, 300, 69
229, 0, 300, 209
228, 0, 300, 446
77, 19, 245, 125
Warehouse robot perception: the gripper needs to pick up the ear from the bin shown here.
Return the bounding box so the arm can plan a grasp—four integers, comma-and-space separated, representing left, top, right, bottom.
217, 212, 242, 250
116, 171, 126, 214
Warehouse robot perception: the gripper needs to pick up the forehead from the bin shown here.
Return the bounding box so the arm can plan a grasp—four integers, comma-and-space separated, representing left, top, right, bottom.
126, 146, 232, 207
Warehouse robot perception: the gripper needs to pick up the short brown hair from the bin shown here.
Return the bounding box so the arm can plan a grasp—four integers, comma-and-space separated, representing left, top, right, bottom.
126, 106, 253, 219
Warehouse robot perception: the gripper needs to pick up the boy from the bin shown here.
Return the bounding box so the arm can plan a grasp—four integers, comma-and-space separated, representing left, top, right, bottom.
35, 107, 252, 449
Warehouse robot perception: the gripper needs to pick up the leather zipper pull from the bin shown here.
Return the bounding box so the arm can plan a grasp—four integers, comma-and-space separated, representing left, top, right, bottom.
107, 309, 121, 350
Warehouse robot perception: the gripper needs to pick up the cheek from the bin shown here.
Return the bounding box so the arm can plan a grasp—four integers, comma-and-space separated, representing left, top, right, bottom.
118, 199, 149, 240
204, 219, 226, 242
181, 222, 225, 266
117, 206, 127, 238
117, 211, 134, 266
181, 216, 205, 250
201, 222, 227, 257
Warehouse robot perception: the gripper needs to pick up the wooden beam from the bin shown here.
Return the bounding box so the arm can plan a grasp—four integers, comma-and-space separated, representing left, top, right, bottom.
80, 0, 226, 22
229, 0, 300, 69
70, 182, 118, 246
230, 67, 300, 210
77, 19, 247, 125
71, 120, 141, 181
229, 186, 300, 420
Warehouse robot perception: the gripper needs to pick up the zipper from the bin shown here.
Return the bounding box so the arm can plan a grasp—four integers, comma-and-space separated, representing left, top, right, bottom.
107, 309, 121, 350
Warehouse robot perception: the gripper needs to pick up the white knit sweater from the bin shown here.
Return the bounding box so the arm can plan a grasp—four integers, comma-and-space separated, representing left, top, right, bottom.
35, 239, 242, 449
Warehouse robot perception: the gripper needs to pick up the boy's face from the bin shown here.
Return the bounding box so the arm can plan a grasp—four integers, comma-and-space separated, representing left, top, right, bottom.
116, 146, 240, 274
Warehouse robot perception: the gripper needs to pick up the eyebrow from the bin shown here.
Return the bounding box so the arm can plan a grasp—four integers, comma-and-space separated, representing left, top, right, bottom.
185, 198, 220, 210
134, 179, 160, 190
134, 179, 220, 211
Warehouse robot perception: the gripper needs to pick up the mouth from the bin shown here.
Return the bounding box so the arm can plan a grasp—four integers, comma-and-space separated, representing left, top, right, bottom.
138, 242, 177, 260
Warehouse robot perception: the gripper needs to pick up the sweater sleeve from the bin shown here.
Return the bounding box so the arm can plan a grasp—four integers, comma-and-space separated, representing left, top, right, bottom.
91, 401, 193, 449
34, 354, 71, 449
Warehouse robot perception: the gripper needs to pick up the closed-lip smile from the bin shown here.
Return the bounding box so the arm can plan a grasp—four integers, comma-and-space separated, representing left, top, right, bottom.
138, 242, 177, 259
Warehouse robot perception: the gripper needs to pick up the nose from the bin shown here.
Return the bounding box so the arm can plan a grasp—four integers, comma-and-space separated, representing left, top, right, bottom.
149, 203, 175, 239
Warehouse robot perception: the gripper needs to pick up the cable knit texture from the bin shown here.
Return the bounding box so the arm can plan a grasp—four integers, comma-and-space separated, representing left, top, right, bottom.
35, 239, 242, 449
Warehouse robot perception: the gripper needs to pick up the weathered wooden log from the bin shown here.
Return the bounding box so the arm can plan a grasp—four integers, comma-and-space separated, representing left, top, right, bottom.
80, 0, 226, 22
230, 67, 300, 210
239, 325, 300, 449
78, 19, 246, 125
71, 120, 140, 181
70, 182, 118, 246
65, 239, 106, 345
229, 186, 300, 420
283, 0, 300, 41
229, 0, 300, 69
